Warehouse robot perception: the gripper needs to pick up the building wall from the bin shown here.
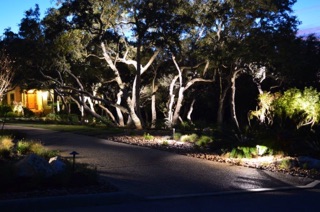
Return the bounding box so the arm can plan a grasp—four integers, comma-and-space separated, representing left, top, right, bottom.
1, 86, 53, 115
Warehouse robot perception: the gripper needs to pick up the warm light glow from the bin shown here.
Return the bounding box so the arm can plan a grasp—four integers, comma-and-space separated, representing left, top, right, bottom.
27, 89, 36, 94
41, 91, 49, 100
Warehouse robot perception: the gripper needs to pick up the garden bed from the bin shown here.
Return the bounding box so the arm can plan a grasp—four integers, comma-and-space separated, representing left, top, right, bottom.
107, 134, 320, 180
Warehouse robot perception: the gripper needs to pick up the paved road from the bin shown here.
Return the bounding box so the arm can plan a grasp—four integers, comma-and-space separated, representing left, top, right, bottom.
2, 124, 319, 211
64, 187, 320, 212
4, 124, 315, 198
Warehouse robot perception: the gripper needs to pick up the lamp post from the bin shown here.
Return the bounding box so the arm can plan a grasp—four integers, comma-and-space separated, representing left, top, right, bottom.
172, 128, 175, 140
69, 151, 79, 171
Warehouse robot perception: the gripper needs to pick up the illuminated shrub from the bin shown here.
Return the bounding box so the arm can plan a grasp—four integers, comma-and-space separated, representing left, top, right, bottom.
251, 87, 320, 129
274, 87, 320, 128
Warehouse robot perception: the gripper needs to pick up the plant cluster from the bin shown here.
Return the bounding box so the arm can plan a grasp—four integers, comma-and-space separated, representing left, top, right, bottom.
176, 133, 214, 148
143, 133, 154, 140
0, 130, 99, 194
251, 87, 320, 129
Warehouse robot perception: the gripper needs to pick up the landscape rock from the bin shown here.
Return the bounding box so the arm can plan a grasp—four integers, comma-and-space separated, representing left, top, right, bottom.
15, 154, 53, 177
49, 156, 66, 174
298, 156, 320, 170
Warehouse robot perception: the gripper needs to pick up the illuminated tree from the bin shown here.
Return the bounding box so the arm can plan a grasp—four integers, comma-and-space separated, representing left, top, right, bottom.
0, 51, 14, 102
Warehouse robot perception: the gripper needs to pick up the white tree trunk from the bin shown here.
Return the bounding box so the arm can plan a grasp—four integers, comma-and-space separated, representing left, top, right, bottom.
230, 69, 241, 132
172, 87, 185, 126
167, 75, 179, 126
187, 99, 196, 123
151, 92, 157, 129
98, 104, 117, 125
127, 97, 143, 130
116, 90, 125, 126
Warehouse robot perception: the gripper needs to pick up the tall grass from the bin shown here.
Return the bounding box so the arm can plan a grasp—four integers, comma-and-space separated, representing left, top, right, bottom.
0, 136, 14, 158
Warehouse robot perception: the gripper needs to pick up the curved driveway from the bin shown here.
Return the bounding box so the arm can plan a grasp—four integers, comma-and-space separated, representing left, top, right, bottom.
5, 124, 315, 198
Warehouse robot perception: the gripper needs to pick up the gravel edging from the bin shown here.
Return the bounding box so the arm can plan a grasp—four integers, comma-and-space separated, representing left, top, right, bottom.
107, 135, 320, 180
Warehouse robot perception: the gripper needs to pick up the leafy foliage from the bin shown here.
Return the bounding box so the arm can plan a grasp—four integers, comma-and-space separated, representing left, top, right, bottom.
250, 87, 320, 129
143, 133, 154, 140
274, 87, 320, 128
229, 146, 258, 159
195, 135, 213, 147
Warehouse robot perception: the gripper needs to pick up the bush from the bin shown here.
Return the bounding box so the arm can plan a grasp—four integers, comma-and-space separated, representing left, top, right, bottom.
178, 121, 194, 131
30, 142, 47, 155
5, 112, 19, 118
0, 136, 14, 150
16, 140, 59, 159
23, 107, 35, 117
229, 146, 257, 159
0, 105, 12, 117
173, 132, 182, 141
143, 133, 154, 140
180, 133, 198, 142
195, 135, 213, 147
45, 113, 62, 121
0, 136, 14, 158
16, 140, 32, 155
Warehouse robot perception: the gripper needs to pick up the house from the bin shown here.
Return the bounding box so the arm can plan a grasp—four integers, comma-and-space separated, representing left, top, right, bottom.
1, 86, 54, 115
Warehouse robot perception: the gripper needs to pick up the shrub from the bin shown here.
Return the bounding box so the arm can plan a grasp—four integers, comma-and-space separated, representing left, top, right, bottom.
16, 140, 32, 155
45, 113, 62, 121
278, 159, 294, 170
30, 142, 47, 155
5, 112, 19, 118
16, 140, 58, 159
22, 107, 35, 117
195, 135, 213, 147
229, 146, 257, 159
180, 133, 198, 142
250, 87, 320, 129
178, 121, 194, 131
0, 105, 12, 117
173, 132, 182, 141
162, 141, 169, 146
0, 136, 14, 150
143, 133, 154, 140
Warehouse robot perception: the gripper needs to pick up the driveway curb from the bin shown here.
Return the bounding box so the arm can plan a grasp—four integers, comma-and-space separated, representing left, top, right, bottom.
0, 191, 141, 211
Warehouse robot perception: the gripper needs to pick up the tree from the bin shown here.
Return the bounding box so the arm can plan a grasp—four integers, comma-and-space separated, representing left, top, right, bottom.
0, 50, 14, 102
198, 0, 299, 133
41, 0, 193, 129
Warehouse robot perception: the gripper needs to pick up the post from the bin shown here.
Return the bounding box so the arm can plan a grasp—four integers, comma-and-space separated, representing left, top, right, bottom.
172, 128, 175, 139
69, 151, 79, 171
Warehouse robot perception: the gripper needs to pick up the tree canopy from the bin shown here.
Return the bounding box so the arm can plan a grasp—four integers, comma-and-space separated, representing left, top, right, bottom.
0, 0, 319, 132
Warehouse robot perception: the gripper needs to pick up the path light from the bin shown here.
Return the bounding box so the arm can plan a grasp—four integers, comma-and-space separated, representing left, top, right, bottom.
69, 151, 79, 171
172, 128, 175, 139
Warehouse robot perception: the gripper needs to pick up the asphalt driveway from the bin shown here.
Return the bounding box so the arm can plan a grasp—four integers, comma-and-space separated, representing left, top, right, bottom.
4, 124, 316, 199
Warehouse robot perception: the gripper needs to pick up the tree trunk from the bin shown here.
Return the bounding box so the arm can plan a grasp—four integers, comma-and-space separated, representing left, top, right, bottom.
172, 87, 185, 126
167, 75, 179, 127
230, 69, 241, 132
127, 97, 143, 129
98, 104, 117, 125
151, 93, 156, 128
217, 69, 230, 126
116, 90, 125, 126
135, 39, 143, 127
187, 99, 196, 123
